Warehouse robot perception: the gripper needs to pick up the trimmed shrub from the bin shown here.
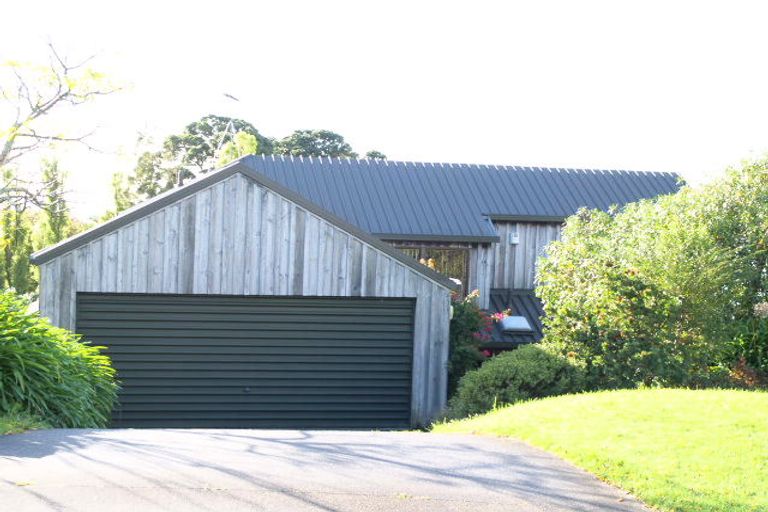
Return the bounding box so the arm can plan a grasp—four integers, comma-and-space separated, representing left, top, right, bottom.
446, 344, 584, 418
0, 291, 118, 427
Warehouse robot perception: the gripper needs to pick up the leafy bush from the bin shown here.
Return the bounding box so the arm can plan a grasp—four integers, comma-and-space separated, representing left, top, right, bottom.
731, 303, 768, 376
0, 291, 118, 427
448, 290, 487, 395
446, 345, 584, 418
537, 159, 768, 389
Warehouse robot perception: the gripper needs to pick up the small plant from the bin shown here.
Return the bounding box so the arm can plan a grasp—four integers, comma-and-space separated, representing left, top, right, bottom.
0, 404, 48, 435
446, 344, 584, 418
0, 291, 118, 427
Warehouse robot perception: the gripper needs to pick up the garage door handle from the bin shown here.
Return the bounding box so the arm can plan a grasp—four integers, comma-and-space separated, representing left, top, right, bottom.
243, 387, 251, 393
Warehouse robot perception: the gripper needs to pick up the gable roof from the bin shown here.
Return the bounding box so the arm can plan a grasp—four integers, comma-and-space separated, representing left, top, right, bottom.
243, 155, 681, 242
30, 161, 458, 291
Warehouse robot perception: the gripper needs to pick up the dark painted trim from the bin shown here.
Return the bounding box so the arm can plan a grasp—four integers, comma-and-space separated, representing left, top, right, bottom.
374, 234, 499, 244
31, 158, 459, 292
486, 214, 567, 223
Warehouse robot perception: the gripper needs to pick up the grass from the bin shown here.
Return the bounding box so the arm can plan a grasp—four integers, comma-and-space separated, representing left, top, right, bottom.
0, 408, 49, 435
434, 388, 768, 512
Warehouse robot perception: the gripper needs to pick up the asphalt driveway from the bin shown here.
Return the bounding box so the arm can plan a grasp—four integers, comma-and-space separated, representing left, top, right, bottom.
0, 429, 648, 512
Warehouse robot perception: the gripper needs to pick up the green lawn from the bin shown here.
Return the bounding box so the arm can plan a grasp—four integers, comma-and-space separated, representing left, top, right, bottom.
0, 409, 48, 435
434, 389, 768, 512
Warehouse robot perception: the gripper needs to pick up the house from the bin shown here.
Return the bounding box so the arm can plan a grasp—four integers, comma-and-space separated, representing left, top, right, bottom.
31, 155, 679, 428
227, 155, 679, 344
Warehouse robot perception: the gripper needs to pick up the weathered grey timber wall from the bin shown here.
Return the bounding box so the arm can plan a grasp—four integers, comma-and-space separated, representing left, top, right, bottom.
462, 222, 560, 308
37, 171, 452, 425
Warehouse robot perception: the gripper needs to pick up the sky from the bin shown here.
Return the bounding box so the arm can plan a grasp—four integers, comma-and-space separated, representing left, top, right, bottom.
2, 0, 768, 219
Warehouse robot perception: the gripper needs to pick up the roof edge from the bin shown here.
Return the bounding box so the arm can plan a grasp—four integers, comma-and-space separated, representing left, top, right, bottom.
375, 234, 499, 244
32, 157, 458, 292
486, 214, 567, 223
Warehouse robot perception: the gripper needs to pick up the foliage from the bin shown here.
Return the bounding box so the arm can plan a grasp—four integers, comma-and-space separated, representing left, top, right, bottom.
0, 170, 34, 294
275, 129, 357, 158
0, 404, 48, 435
365, 150, 387, 160
446, 345, 584, 418
114, 117, 386, 213
0, 44, 118, 208
536, 160, 768, 388
217, 131, 260, 167
436, 389, 768, 512
0, 291, 118, 427
447, 290, 486, 394
163, 114, 273, 172
40, 159, 70, 245
0, 160, 83, 295
730, 306, 768, 375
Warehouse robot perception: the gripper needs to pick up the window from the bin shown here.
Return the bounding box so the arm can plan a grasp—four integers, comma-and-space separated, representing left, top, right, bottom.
397, 246, 469, 294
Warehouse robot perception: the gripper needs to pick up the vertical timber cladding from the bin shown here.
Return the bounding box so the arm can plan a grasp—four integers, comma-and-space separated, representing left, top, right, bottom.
76, 293, 416, 429
36, 169, 454, 426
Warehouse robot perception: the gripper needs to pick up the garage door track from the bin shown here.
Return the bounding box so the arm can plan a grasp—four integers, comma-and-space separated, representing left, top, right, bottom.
0, 429, 648, 511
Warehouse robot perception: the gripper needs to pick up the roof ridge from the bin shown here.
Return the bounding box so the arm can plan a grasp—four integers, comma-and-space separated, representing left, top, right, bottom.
248, 153, 678, 177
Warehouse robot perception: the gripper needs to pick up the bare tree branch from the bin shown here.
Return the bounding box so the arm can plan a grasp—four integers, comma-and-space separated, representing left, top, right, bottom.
0, 43, 118, 170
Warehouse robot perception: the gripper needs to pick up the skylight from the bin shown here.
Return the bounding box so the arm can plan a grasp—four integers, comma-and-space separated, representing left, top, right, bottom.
501, 315, 533, 333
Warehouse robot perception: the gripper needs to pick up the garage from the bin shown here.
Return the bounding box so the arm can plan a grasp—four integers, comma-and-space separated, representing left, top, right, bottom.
32, 161, 453, 427
76, 293, 415, 428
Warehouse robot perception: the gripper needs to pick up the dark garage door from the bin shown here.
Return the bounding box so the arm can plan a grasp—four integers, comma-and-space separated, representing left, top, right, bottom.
76, 293, 415, 429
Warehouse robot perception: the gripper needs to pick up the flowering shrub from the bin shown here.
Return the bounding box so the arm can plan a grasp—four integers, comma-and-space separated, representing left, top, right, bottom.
448, 290, 487, 395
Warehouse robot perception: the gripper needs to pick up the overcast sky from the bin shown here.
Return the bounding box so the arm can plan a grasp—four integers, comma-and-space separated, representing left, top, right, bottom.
3, 1, 768, 219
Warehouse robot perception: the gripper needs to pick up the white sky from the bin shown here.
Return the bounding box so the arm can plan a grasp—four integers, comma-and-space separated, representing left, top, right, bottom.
2, 1, 768, 219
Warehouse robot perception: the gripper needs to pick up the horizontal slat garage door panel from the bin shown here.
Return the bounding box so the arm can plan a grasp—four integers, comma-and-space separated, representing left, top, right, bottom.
76, 293, 415, 429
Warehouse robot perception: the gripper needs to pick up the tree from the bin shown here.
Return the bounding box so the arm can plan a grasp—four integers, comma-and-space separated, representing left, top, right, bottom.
0, 43, 118, 208
129, 150, 179, 199
163, 115, 273, 174
365, 150, 386, 160
40, 159, 69, 245
275, 129, 357, 158
114, 120, 369, 213
114, 115, 273, 209
111, 172, 136, 214
217, 131, 260, 167
0, 169, 34, 293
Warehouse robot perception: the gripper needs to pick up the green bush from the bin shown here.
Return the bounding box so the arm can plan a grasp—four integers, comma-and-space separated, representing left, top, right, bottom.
731, 306, 768, 376
447, 290, 487, 395
537, 158, 768, 389
446, 345, 584, 418
0, 291, 118, 427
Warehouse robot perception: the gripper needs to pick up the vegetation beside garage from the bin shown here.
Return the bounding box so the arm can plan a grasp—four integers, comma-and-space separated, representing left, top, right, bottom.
445, 158, 768, 419
0, 291, 117, 431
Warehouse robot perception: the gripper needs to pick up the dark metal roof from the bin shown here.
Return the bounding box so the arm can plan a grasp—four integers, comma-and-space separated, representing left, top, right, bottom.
486, 289, 544, 346
244, 155, 682, 241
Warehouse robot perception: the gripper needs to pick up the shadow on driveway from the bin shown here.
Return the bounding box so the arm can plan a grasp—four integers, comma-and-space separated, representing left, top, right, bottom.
0, 429, 649, 512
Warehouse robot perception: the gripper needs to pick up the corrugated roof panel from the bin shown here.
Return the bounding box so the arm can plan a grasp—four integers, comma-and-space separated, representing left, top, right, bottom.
244, 155, 681, 240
